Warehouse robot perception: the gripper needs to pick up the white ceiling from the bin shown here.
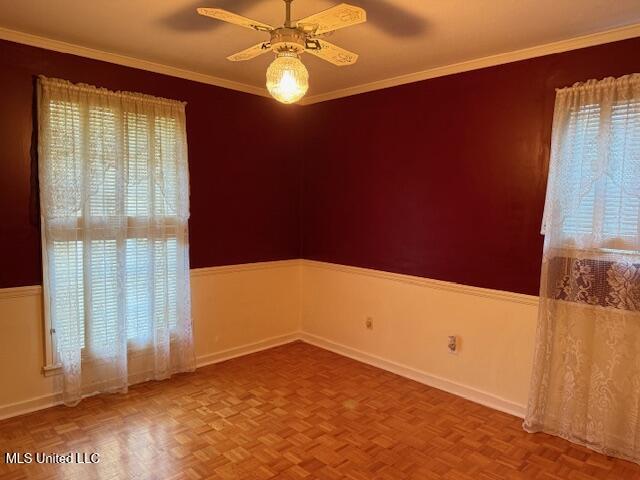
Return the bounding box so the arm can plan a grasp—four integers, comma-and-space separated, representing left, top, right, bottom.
1, 0, 639, 103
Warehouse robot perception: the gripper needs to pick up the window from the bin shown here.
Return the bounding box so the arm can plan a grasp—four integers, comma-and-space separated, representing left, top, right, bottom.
46, 104, 180, 351
561, 101, 640, 244
38, 77, 194, 403
529, 74, 640, 464
544, 78, 640, 252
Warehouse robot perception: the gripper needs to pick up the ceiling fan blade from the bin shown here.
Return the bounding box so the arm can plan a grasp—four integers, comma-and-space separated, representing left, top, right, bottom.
306, 39, 358, 66
227, 42, 272, 62
296, 3, 366, 36
196, 8, 273, 32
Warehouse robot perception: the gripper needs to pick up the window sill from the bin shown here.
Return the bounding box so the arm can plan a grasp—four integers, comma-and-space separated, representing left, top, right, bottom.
42, 364, 62, 377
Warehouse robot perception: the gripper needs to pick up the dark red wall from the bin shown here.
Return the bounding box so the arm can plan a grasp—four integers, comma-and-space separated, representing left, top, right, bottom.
2, 37, 639, 294
300, 37, 640, 296
0, 39, 303, 288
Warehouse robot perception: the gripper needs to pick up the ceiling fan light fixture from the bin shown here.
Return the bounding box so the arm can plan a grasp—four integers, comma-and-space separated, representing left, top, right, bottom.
197, 1, 366, 104
266, 52, 309, 104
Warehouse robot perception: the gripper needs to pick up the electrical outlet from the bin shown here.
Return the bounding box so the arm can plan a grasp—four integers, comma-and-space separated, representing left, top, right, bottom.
365, 317, 373, 330
448, 335, 458, 354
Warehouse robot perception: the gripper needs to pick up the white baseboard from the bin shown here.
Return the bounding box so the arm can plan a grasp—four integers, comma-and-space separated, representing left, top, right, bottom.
195, 332, 301, 368
0, 392, 63, 421
1, 331, 526, 421
299, 332, 527, 419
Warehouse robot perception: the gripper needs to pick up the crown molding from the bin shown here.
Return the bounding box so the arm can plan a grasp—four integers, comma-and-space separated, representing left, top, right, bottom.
1, 22, 639, 106
299, 22, 640, 105
0, 26, 271, 99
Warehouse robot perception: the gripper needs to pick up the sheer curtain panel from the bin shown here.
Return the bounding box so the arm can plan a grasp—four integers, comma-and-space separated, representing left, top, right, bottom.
38, 76, 195, 406
525, 74, 640, 463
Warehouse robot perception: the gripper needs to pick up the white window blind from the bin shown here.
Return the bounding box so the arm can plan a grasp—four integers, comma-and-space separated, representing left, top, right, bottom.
560, 103, 600, 236
38, 76, 194, 405
47, 103, 180, 350
603, 100, 640, 240
555, 98, 640, 249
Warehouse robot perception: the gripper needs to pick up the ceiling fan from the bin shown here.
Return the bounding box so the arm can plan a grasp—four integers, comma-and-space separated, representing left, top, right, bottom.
197, 1, 367, 104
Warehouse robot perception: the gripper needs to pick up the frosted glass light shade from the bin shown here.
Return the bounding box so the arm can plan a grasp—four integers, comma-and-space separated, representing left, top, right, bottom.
266, 53, 309, 104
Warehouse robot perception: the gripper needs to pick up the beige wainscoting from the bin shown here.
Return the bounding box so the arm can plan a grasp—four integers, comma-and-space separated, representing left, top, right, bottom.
0, 259, 539, 420
300, 260, 539, 417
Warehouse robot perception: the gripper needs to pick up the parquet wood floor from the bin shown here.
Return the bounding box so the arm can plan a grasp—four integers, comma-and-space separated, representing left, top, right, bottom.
1, 341, 639, 479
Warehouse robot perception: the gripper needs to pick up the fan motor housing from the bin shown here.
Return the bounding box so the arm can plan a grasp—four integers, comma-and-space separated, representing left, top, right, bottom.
270, 27, 306, 54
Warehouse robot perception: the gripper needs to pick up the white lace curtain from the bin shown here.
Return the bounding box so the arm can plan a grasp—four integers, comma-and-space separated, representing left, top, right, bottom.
38, 76, 195, 406
524, 74, 640, 463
